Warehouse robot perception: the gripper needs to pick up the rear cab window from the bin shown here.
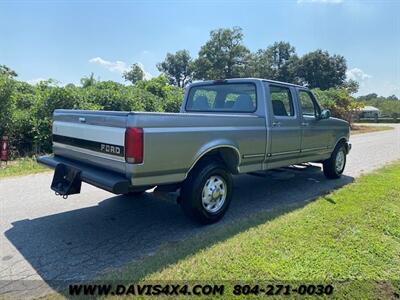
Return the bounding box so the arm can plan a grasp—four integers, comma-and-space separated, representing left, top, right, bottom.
186, 82, 257, 113
269, 85, 295, 117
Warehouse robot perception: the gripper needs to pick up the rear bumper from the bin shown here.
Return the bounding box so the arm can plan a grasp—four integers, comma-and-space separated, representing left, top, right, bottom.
37, 155, 131, 194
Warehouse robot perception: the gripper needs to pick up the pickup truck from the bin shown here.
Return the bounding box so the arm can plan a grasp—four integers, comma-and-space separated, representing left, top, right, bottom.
38, 78, 351, 224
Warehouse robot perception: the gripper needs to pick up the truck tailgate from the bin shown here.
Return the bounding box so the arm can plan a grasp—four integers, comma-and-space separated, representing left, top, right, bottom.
52, 110, 129, 174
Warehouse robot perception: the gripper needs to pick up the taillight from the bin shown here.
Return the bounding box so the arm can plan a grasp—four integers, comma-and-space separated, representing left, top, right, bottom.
125, 128, 143, 164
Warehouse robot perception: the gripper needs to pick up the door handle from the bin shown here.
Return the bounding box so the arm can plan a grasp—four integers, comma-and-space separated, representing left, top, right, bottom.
272, 121, 281, 127
301, 122, 309, 126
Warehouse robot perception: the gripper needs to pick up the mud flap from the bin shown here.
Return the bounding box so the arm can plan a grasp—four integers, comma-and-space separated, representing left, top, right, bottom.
51, 164, 82, 198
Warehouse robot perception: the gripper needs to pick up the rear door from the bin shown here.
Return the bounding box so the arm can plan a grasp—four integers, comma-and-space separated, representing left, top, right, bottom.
265, 83, 301, 167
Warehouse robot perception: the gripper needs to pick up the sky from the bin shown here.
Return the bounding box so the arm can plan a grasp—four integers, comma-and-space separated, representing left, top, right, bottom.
0, 0, 399, 97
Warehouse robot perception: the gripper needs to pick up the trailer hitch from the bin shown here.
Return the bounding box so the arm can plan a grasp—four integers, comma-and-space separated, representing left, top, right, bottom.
51, 164, 82, 198
55, 192, 69, 199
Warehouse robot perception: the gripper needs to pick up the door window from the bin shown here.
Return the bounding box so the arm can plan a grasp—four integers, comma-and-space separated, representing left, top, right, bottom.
270, 85, 294, 117
299, 91, 320, 117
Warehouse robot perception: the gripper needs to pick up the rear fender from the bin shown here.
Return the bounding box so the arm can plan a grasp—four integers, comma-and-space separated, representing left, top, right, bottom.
185, 140, 241, 178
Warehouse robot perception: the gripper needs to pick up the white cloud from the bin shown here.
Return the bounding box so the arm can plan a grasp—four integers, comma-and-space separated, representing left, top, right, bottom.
89, 57, 152, 79
136, 62, 152, 80
89, 57, 128, 73
346, 68, 372, 82
297, 0, 343, 4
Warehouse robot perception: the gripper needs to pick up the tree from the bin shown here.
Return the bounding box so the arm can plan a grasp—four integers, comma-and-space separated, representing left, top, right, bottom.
357, 93, 378, 101
313, 88, 362, 126
123, 63, 144, 84
0, 75, 15, 136
80, 73, 97, 88
193, 27, 250, 80
157, 50, 193, 87
254, 41, 299, 83
296, 50, 347, 90
342, 79, 359, 95
0, 65, 17, 78
387, 94, 399, 100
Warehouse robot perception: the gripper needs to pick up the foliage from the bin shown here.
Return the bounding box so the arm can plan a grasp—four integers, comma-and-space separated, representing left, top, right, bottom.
135, 75, 184, 112
0, 75, 15, 137
157, 50, 193, 87
123, 63, 144, 84
0, 73, 184, 158
342, 79, 359, 95
253, 41, 300, 83
0, 64, 18, 78
193, 27, 251, 80
313, 88, 363, 124
80, 72, 97, 88
296, 50, 347, 89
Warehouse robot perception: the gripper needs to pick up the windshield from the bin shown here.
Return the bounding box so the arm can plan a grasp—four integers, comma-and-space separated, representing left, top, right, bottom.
186, 83, 257, 113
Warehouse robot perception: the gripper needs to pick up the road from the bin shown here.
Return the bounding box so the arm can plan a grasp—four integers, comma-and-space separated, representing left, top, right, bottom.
1, 125, 399, 297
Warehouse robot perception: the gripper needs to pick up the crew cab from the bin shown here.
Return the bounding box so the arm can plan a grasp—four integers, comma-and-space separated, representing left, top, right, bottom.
38, 78, 351, 224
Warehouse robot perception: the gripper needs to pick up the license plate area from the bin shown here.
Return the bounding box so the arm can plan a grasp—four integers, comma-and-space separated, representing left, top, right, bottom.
51, 163, 82, 198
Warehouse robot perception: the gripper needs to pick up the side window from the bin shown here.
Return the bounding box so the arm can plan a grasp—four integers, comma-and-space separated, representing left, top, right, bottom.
270, 85, 294, 117
299, 90, 319, 117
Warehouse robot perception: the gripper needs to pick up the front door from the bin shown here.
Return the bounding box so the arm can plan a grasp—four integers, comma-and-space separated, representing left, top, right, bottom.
298, 89, 330, 158
266, 84, 301, 168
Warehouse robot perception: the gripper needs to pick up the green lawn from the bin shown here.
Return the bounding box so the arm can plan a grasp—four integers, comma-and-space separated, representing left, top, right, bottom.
106, 162, 400, 299
0, 157, 49, 178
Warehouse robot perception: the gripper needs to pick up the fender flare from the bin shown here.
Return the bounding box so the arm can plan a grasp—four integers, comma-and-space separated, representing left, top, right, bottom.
332, 136, 350, 153
184, 143, 241, 179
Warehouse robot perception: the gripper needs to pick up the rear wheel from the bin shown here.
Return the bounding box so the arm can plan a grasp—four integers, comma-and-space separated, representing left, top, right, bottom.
323, 143, 347, 179
180, 159, 232, 224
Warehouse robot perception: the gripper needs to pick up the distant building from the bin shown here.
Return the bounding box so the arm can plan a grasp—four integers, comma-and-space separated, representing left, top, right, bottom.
359, 106, 380, 118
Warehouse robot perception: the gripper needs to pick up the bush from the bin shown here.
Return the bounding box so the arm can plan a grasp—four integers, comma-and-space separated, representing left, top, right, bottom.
313, 88, 363, 125
2, 75, 185, 158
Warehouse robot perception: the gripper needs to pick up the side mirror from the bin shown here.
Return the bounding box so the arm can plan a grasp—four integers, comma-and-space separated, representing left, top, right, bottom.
319, 109, 331, 119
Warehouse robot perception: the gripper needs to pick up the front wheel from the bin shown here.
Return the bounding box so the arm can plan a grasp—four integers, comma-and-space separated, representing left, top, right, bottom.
180, 159, 233, 224
323, 143, 347, 179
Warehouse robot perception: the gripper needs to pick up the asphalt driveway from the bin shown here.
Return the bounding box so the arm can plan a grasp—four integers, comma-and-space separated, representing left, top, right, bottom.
1, 124, 399, 297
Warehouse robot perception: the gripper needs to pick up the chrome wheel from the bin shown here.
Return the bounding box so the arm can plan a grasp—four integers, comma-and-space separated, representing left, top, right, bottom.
335, 149, 345, 173
201, 175, 227, 213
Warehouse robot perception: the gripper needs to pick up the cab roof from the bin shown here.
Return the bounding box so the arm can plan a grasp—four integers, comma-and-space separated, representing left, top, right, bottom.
188, 78, 307, 89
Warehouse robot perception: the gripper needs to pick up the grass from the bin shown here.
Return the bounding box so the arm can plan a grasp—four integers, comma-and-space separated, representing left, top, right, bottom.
351, 124, 394, 135
0, 157, 49, 179
103, 161, 400, 299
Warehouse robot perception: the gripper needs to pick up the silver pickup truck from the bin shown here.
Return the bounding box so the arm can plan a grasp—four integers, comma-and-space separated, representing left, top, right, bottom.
38, 78, 351, 224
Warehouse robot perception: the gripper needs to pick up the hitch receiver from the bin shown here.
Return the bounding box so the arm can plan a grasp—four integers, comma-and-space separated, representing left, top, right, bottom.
51, 163, 82, 198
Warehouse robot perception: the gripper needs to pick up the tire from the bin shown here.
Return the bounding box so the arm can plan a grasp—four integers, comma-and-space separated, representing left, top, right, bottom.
323, 142, 347, 179
180, 159, 233, 225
